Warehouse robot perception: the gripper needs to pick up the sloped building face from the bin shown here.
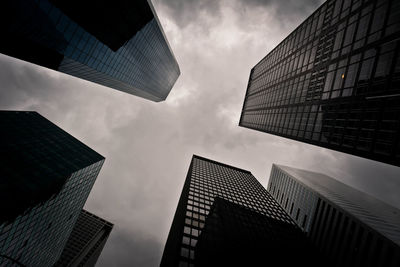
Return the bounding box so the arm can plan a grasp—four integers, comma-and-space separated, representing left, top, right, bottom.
55, 209, 113, 267
160, 155, 321, 267
0, 0, 180, 101
0, 111, 105, 266
240, 0, 400, 166
267, 164, 400, 266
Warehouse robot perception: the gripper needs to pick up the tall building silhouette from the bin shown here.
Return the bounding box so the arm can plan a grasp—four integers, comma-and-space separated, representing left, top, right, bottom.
0, 0, 180, 102
0, 111, 104, 266
267, 164, 400, 266
160, 155, 322, 266
55, 209, 113, 267
239, 0, 400, 166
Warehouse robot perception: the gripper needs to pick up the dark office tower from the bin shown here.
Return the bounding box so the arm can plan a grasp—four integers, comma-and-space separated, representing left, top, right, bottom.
0, 0, 180, 102
160, 155, 322, 267
55, 209, 113, 267
267, 164, 400, 267
240, 0, 400, 166
0, 111, 104, 267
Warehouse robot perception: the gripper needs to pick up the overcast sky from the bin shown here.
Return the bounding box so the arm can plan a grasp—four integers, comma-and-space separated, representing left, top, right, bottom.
1, 0, 400, 266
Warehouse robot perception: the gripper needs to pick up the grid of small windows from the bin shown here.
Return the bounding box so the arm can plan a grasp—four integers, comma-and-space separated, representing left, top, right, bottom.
309, 178, 400, 245
240, 0, 400, 166
268, 165, 319, 232
0, 111, 105, 266
268, 165, 400, 266
14, 0, 180, 101
55, 209, 113, 266
0, 162, 103, 267
311, 198, 400, 266
177, 156, 295, 266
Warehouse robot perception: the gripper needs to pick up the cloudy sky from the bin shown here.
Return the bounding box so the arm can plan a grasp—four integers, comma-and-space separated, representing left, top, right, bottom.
1, 0, 400, 266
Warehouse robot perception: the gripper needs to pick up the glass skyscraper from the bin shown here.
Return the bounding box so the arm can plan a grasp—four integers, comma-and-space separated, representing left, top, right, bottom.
0, 111, 105, 266
1, 0, 180, 102
55, 209, 113, 267
160, 155, 322, 266
240, 0, 400, 166
268, 164, 400, 266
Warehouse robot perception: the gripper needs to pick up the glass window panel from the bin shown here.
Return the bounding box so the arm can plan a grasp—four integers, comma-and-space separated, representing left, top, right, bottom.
333, 68, 345, 90
180, 247, 189, 258
182, 236, 190, 245
344, 63, 359, 88
343, 22, 356, 47
358, 58, 375, 82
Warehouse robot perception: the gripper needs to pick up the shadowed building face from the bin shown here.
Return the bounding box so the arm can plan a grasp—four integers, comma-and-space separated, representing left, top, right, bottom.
161, 155, 323, 266
267, 164, 400, 266
240, 0, 400, 167
55, 209, 113, 267
194, 197, 321, 266
0, 0, 180, 101
0, 111, 105, 267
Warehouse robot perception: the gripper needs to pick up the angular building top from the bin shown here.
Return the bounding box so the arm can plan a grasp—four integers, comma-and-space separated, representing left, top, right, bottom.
240, 0, 400, 166
160, 155, 322, 266
1, 0, 180, 101
268, 164, 400, 266
273, 164, 400, 246
55, 209, 113, 267
0, 111, 105, 266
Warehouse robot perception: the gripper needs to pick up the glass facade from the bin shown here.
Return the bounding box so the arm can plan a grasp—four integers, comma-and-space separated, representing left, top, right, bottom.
1, 0, 180, 102
268, 165, 320, 233
160, 155, 321, 266
55, 209, 113, 267
0, 111, 105, 266
240, 0, 400, 166
268, 164, 400, 266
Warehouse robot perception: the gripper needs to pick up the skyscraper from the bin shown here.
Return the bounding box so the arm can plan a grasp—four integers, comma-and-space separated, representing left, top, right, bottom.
160, 155, 321, 266
267, 164, 400, 266
194, 197, 320, 266
0, 111, 105, 266
55, 209, 113, 267
239, 0, 400, 166
1, 0, 180, 102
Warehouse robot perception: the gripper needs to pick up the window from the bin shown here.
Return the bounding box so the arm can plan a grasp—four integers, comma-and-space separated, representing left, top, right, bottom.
180, 247, 189, 258
344, 63, 358, 89
192, 229, 199, 237
182, 236, 190, 245
296, 208, 300, 220
371, 238, 383, 265
358, 57, 374, 82
183, 226, 190, 235
374, 52, 394, 78
302, 215, 308, 228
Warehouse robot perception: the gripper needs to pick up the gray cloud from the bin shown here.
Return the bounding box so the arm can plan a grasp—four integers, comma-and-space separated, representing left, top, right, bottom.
0, 0, 399, 266
97, 229, 162, 267
157, 0, 323, 31
239, 0, 324, 17
155, 0, 222, 29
